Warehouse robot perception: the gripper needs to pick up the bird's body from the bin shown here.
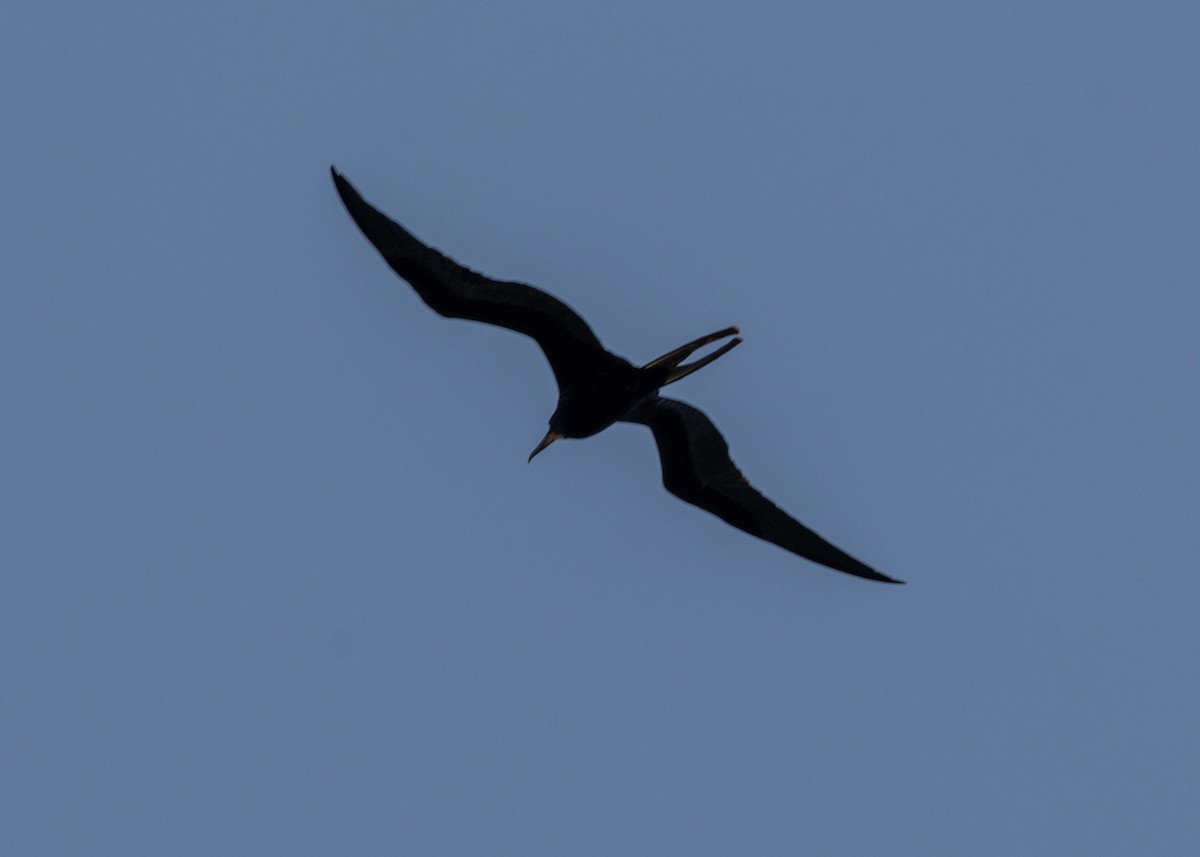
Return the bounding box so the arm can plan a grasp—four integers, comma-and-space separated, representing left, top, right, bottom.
549, 356, 651, 438
332, 167, 901, 584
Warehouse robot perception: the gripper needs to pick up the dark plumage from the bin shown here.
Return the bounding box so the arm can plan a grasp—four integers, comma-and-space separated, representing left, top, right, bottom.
332, 167, 901, 584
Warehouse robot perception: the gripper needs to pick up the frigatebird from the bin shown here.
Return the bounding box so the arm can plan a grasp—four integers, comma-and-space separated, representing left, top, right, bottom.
332, 167, 901, 584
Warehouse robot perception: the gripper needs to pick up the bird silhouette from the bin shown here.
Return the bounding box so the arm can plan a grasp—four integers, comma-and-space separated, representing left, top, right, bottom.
332, 167, 901, 584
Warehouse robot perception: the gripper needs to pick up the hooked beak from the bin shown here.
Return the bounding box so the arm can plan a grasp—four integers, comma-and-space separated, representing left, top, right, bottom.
528, 430, 563, 462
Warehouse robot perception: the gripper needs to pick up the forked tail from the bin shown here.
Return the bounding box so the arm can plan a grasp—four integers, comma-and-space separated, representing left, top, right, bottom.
642, 326, 742, 385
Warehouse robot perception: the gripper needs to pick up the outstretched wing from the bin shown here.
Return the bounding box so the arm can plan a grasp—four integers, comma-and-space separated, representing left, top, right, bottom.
624, 396, 902, 583
332, 167, 615, 390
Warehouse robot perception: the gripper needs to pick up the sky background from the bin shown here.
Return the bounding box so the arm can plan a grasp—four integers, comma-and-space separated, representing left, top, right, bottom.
3, 1, 1198, 854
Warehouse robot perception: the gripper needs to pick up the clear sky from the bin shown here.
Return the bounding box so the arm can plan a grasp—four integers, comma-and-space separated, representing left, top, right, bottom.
3, 1, 1198, 854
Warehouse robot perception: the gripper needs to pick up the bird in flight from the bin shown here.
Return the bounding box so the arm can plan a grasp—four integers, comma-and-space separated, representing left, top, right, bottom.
331, 168, 901, 584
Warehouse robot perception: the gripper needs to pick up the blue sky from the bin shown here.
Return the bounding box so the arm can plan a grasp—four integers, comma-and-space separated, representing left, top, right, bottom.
3, 1, 1198, 854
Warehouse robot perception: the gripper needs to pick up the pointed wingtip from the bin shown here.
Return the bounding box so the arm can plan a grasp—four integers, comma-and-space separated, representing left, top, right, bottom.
843, 562, 904, 585
330, 167, 362, 213
862, 568, 905, 585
